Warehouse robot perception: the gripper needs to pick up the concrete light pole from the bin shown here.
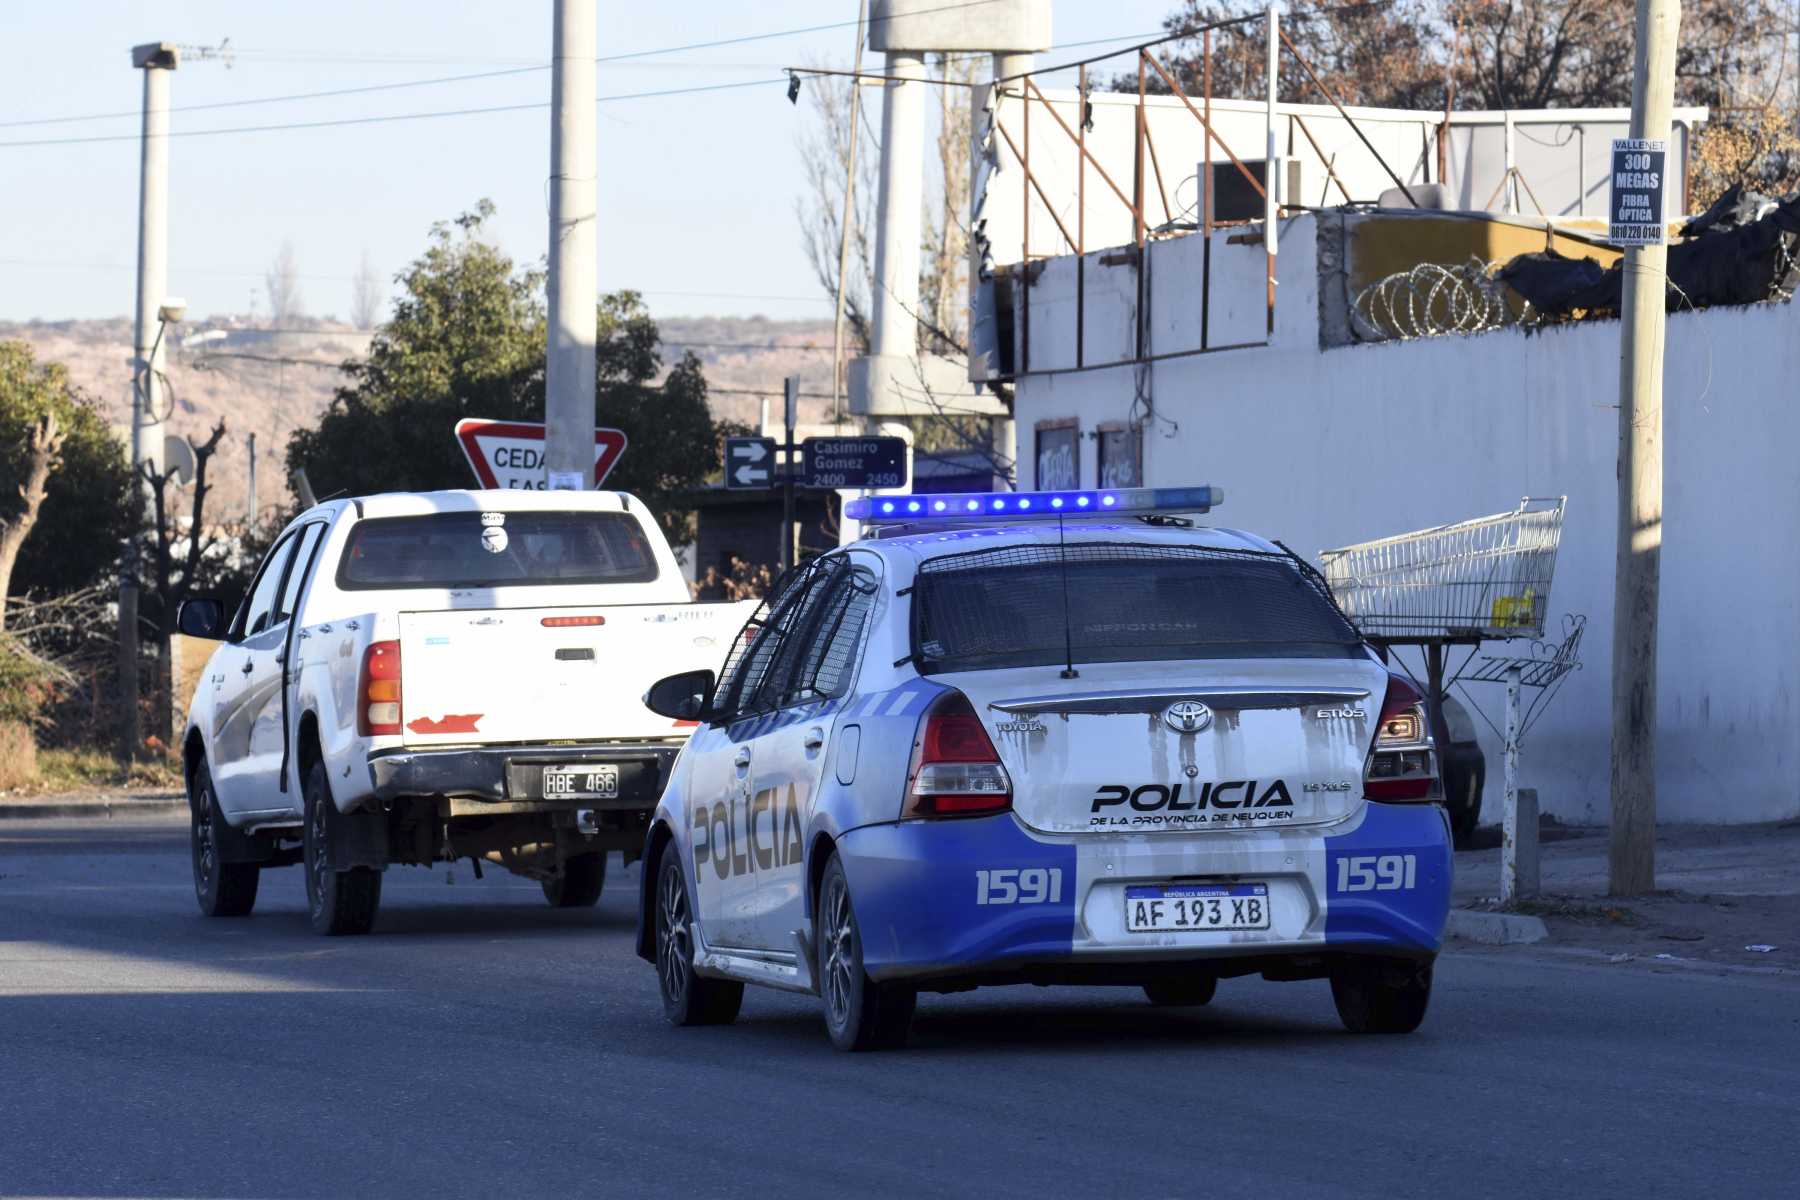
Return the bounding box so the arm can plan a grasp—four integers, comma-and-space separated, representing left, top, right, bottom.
544, 0, 598, 490
869, 50, 927, 371
119, 41, 178, 764
1609, 0, 1682, 897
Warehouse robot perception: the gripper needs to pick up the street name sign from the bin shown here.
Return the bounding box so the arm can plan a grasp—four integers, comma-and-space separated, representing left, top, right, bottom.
1609, 138, 1667, 246
801, 436, 908, 489
454, 418, 627, 490
726, 436, 777, 489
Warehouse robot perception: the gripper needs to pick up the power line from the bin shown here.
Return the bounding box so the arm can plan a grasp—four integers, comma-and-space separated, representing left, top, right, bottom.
0, 0, 1004, 131
0, 78, 782, 149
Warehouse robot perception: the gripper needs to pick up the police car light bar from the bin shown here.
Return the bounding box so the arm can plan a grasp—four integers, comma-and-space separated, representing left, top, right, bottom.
844, 485, 1223, 523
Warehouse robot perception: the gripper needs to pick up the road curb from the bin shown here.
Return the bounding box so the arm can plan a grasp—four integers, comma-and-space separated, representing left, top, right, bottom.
1446, 908, 1551, 945
0, 799, 186, 820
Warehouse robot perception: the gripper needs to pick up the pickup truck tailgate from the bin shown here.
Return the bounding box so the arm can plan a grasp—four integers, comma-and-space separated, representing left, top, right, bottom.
397, 603, 750, 746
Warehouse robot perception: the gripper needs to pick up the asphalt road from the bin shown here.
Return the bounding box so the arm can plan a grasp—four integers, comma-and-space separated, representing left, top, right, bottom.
2, 816, 1796, 1200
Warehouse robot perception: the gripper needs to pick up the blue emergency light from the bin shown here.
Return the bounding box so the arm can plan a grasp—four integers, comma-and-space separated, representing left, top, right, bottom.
844, 485, 1223, 523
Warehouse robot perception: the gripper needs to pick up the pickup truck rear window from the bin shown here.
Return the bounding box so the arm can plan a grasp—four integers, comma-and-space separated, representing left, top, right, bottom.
336, 511, 659, 590
912, 541, 1362, 672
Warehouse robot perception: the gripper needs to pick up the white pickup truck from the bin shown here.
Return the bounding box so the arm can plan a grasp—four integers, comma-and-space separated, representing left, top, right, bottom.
176, 488, 754, 934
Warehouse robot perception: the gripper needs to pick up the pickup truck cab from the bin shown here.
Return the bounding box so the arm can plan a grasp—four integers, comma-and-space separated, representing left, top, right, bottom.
177, 488, 753, 934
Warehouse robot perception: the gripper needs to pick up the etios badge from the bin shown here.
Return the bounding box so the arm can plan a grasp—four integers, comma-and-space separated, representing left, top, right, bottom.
1163, 700, 1213, 734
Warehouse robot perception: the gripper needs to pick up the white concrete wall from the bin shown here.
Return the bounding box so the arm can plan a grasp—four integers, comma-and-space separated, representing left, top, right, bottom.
1012, 213, 1800, 825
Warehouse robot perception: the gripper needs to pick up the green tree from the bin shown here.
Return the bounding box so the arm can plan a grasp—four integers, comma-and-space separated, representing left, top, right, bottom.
0, 341, 134, 609
287, 201, 730, 547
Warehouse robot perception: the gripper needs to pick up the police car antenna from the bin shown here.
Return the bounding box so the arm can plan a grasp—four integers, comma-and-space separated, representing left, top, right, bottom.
1056, 514, 1078, 679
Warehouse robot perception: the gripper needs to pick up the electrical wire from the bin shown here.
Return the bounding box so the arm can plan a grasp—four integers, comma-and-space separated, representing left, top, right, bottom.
0, 78, 783, 148
0, 0, 1008, 131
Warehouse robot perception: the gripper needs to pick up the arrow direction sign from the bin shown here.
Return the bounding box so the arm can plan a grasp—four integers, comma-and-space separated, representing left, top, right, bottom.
454, 418, 627, 490
800, 436, 908, 489
726, 436, 777, 490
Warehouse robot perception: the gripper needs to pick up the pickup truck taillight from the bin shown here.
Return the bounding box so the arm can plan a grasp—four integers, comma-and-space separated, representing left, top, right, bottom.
1363, 674, 1438, 802
902, 690, 1012, 818
358, 640, 402, 736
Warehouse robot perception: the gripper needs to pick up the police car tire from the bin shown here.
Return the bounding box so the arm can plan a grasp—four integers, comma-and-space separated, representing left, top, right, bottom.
542, 851, 606, 908
303, 761, 381, 937
655, 853, 743, 1026
1142, 977, 1217, 1007
190, 760, 259, 918
817, 854, 916, 1052
1330, 958, 1433, 1034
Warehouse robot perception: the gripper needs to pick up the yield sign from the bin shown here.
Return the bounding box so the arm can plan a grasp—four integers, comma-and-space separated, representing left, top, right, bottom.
454, 418, 628, 490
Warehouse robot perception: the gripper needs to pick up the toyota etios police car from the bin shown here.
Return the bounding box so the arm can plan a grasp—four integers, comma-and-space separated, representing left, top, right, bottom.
636, 486, 1450, 1050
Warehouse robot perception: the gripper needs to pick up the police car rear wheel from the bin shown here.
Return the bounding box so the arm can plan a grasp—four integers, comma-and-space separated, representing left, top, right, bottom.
1330, 958, 1433, 1034
542, 851, 606, 908
1142, 977, 1217, 1007
817, 853, 915, 1051
655, 853, 742, 1026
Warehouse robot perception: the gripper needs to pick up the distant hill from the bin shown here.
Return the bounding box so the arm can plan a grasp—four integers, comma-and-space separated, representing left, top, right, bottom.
0, 313, 842, 519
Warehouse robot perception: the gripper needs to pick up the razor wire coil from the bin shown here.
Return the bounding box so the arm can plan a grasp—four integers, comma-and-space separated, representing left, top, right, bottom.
1350, 258, 1535, 343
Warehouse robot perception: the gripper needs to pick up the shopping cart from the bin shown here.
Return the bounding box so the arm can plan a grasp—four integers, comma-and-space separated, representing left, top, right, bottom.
1318, 498, 1566, 642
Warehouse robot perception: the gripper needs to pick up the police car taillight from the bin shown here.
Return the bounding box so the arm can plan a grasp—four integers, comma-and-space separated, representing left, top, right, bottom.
1363, 675, 1437, 802
358, 640, 402, 736
902, 691, 1012, 818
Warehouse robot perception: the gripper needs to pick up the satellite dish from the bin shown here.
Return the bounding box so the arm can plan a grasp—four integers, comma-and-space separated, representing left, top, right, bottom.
163, 434, 197, 487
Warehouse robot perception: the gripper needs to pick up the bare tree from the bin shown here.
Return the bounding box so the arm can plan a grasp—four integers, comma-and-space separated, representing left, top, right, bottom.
796, 67, 878, 357
0, 413, 63, 633
142, 420, 227, 743
923, 53, 978, 356
265, 239, 304, 328
351, 249, 382, 330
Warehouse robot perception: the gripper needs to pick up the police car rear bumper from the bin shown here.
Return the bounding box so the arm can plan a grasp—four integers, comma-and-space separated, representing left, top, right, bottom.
368, 743, 680, 806
834, 802, 1451, 986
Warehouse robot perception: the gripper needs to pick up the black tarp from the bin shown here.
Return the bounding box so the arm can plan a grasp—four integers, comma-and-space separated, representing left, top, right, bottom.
1494, 186, 1800, 316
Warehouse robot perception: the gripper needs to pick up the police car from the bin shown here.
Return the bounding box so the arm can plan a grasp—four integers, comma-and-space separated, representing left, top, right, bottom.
635, 486, 1450, 1050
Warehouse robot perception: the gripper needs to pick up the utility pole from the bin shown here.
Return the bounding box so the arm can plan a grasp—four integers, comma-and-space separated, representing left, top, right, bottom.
1609, 0, 1681, 897
119, 42, 178, 764
782, 376, 798, 572
246, 432, 257, 524
544, 0, 597, 491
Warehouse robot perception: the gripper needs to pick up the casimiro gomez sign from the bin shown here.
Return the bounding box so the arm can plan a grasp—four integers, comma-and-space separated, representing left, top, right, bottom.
454, 418, 627, 490
1609, 138, 1667, 246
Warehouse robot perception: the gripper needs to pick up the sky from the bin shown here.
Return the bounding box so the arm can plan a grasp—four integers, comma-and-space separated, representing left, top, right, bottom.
0, 1, 1179, 325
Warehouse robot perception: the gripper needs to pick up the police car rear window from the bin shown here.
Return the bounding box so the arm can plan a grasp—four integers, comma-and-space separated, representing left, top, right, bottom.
911, 542, 1361, 672
336, 511, 658, 590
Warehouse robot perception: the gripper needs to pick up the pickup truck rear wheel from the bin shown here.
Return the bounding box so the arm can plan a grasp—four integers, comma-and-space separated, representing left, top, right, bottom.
190, 761, 259, 918
655, 853, 742, 1026
303, 760, 381, 936
542, 851, 606, 908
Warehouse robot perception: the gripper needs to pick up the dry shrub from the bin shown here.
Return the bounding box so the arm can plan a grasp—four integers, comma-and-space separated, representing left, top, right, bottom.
0, 720, 37, 791
1691, 102, 1800, 212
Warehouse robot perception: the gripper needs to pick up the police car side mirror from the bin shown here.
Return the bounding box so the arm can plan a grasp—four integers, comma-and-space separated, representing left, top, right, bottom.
177, 596, 227, 640
644, 669, 715, 722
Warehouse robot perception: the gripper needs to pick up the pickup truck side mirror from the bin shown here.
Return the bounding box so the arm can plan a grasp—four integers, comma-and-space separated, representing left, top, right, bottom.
177, 596, 227, 640
644, 669, 716, 722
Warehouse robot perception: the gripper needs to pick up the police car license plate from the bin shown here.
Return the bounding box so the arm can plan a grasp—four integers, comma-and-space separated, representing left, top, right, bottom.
541, 764, 619, 800
1124, 883, 1270, 933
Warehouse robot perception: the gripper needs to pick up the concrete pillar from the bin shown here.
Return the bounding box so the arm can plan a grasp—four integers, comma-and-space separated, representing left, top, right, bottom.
545, 0, 598, 490
870, 51, 927, 360
131, 47, 176, 497
987, 54, 1031, 485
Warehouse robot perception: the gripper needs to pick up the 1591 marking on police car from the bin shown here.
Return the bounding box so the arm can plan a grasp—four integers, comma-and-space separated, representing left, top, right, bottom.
1335, 854, 1416, 892
542, 764, 619, 800
976, 868, 1062, 905
1125, 883, 1269, 933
